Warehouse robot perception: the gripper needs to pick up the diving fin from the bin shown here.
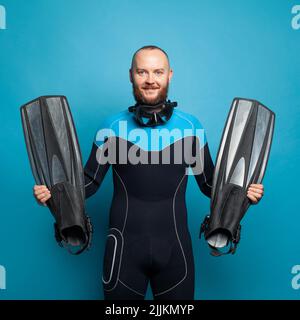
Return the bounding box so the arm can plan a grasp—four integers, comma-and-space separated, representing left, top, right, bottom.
21, 95, 93, 255
200, 98, 275, 256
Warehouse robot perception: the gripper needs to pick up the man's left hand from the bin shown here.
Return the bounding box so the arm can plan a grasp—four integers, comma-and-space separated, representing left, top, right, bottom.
247, 184, 264, 204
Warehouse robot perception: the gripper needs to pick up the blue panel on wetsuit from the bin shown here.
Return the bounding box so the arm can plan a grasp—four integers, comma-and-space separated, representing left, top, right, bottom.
93, 109, 207, 151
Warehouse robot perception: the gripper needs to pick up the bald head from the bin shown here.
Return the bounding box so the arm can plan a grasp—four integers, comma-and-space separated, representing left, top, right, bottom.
131, 45, 170, 70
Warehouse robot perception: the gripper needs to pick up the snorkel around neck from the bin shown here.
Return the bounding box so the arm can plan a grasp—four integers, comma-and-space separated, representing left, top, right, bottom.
128, 100, 177, 127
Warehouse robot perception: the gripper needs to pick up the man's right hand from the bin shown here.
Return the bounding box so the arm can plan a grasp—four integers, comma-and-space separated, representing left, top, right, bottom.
33, 185, 51, 206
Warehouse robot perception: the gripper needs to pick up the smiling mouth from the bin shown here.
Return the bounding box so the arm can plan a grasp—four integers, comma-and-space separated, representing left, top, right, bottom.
144, 90, 158, 96
144, 88, 159, 92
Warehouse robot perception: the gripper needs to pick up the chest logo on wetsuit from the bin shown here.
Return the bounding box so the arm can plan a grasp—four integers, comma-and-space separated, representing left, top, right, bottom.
95, 121, 205, 175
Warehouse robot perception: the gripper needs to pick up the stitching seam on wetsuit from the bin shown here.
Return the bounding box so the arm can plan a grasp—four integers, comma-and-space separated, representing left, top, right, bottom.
119, 279, 145, 296
84, 144, 104, 188
85, 115, 125, 188
154, 174, 188, 296
175, 112, 212, 189
103, 168, 128, 292
113, 168, 129, 234
102, 234, 117, 284
103, 228, 124, 292
197, 139, 212, 188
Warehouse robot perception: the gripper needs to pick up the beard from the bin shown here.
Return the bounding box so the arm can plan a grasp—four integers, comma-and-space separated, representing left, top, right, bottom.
132, 82, 169, 106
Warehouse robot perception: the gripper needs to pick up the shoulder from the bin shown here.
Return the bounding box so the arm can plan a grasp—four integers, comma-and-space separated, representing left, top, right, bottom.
174, 109, 205, 130
99, 110, 130, 130
174, 109, 207, 145
93, 110, 130, 147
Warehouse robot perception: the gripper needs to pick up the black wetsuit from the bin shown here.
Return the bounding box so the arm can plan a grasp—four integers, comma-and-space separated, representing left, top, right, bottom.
84, 108, 214, 300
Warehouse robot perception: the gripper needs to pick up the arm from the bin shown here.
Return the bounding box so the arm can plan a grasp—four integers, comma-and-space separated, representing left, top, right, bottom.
191, 138, 264, 202
84, 140, 111, 199
33, 124, 113, 203
191, 137, 215, 198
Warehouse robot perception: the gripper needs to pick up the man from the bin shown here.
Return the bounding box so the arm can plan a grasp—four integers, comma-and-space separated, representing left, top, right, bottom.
33, 46, 264, 300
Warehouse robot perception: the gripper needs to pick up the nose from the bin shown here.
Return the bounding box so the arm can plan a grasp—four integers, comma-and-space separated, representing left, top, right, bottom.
145, 73, 155, 85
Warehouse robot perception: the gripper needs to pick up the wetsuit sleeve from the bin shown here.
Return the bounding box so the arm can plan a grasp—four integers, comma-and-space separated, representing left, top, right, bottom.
84, 139, 111, 199
190, 120, 215, 198
192, 141, 215, 198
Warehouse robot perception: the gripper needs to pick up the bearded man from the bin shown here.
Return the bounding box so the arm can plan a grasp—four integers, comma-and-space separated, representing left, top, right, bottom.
33, 45, 264, 300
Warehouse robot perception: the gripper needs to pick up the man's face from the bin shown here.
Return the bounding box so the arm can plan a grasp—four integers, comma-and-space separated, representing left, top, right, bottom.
130, 49, 173, 105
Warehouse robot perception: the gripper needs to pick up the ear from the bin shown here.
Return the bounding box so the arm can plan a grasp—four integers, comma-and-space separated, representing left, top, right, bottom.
168, 68, 173, 82
129, 69, 133, 83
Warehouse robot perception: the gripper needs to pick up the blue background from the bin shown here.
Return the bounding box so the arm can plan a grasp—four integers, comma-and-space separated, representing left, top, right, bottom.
0, 0, 299, 299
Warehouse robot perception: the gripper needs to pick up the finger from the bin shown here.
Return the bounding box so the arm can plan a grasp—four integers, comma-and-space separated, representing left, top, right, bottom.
35, 190, 50, 198
34, 185, 46, 192
250, 184, 263, 190
247, 193, 258, 204
248, 187, 264, 195
35, 197, 48, 206
248, 191, 262, 199
40, 194, 51, 203
34, 185, 47, 191
36, 191, 51, 200
34, 188, 50, 196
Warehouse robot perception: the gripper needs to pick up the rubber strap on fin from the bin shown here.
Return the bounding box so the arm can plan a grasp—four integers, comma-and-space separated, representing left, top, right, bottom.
200, 215, 241, 256
54, 216, 93, 255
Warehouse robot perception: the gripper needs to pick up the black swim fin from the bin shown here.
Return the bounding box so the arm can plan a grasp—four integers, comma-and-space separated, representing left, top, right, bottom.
200, 98, 275, 256
21, 96, 92, 255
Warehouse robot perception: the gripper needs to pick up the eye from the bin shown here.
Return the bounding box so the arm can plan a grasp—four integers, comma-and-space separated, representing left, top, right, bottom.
137, 70, 146, 75
155, 70, 164, 75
